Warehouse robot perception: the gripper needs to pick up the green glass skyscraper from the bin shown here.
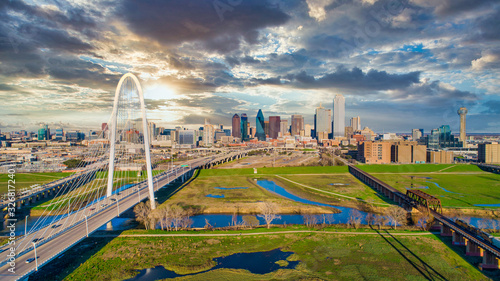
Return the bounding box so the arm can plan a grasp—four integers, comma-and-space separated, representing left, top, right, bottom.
255, 109, 266, 141
241, 113, 248, 141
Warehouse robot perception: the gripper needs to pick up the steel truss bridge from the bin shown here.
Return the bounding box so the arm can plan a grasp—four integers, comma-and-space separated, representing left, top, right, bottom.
349, 165, 500, 270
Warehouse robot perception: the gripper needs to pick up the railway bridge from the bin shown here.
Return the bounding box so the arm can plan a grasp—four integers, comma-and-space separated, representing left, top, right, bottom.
349, 165, 500, 270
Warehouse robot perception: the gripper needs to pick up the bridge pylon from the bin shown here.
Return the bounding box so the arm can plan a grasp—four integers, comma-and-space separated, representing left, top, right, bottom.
106, 73, 156, 209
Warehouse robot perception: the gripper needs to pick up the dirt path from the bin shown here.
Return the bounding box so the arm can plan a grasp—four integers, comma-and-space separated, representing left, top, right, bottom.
275, 175, 392, 206
93, 230, 438, 238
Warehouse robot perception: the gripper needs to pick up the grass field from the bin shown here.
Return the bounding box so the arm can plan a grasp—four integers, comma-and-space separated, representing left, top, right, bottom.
0, 172, 68, 194
160, 170, 335, 214
374, 173, 500, 208
201, 166, 349, 177
35, 227, 492, 281
278, 174, 391, 207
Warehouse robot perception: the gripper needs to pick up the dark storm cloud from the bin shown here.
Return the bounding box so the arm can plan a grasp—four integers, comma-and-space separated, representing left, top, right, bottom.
434, 0, 498, 16
287, 66, 420, 90
119, 0, 290, 53
482, 100, 500, 114
390, 80, 478, 107
472, 9, 500, 42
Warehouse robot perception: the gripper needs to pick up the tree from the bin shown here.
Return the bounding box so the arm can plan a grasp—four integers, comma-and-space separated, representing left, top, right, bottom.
348, 210, 363, 229
374, 215, 387, 230
302, 214, 318, 227
258, 202, 281, 229
63, 159, 83, 169
134, 201, 152, 229
365, 213, 375, 226
386, 206, 407, 230
242, 215, 260, 228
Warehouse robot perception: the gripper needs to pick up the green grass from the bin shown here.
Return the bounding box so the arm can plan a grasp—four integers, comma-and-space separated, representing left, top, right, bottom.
374, 173, 500, 208
56, 229, 491, 281
159, 172, 335, 214
0, 172, 68, 194
357, 164, 482, 174
200, 166, 348, 177
278, 174, 390, 206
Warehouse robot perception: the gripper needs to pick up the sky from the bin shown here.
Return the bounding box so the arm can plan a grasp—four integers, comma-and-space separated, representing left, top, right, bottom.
0, 0, 499, 134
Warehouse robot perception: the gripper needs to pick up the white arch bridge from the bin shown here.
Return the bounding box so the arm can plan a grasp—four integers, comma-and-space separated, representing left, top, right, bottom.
0, 73, 253, 280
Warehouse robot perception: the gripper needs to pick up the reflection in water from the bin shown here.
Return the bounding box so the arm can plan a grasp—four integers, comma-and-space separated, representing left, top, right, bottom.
125, 248, 298, 281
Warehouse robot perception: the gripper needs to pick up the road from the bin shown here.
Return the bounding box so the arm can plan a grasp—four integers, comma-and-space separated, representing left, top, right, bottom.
0, 152, 235, 280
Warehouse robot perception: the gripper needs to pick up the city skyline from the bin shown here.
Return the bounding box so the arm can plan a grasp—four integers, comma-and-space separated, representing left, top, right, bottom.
1, 1, 500, 134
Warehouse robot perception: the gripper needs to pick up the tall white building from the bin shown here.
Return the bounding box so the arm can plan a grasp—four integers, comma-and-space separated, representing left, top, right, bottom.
203, 118, 215, 146
333, 94, 345, 138
315, 103, 331, 136
350, 116, 361, 131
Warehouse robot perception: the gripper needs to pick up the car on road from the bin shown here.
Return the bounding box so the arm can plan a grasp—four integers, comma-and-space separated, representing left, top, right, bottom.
100, 204, 107, 207
32, 238, 43, 243
51, 224, 60, 229
90, 208, 95, 211
110, 198, 116, 202
25, 257, 39, 263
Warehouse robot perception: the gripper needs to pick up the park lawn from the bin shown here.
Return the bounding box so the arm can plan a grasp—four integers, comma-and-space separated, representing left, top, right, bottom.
0, 172, 68, 194
357, 164, 482, 174
160, 173, 334, 214
199, 166, 349, 178
58, 230, 490, 281
278, 174, 391, 206
373, 173, 500, 208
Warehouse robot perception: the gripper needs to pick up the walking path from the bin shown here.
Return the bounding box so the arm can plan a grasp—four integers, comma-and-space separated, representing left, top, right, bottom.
275, 175, 392, 206
93, 230, 439, 238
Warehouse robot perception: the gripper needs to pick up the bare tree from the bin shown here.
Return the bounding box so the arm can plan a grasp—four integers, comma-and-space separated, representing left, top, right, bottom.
171, 205, 184, 231
231, 213, 238, 227
325, 214, 335, 225
242, 215, 259, 228
386, 206, 407, 230
302, 214, 318, 227
365, 213, 375, 226
258, 202, 281, 229
374, 215, 387, 230
204, 218, 213, 230
348, 210, 363, 229
134, 201, 152, 229
477, 219, 488, 230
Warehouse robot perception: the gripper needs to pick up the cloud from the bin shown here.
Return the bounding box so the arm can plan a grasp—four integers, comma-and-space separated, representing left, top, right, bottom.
471, 50, 500, 70
287, 66, 421, 90
119, 0, 290, 53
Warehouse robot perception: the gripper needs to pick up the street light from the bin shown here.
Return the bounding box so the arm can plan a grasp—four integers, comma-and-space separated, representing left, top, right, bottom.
84, 215, 89, 237
32, 242, 38, 271
25, 215, 29, 237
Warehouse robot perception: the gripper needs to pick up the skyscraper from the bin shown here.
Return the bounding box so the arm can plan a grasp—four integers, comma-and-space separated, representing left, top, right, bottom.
412, 129, 424, 142
280, 120, 289, 137
333, 94, 345, 138
457, 107, 467, 147
241, 113, 248, 141
350, 116, 361, 132
232, 114, 241, 138
255, 109, 266, 141
291, 115, 304, 136
314, 104, 331, 140
269, 116, 281, 139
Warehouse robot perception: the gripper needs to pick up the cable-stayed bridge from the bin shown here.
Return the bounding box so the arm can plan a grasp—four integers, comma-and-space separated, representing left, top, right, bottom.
0, 73, 252, 280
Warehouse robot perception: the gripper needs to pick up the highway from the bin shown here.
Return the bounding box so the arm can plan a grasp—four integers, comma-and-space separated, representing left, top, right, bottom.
0, 151, 242, 280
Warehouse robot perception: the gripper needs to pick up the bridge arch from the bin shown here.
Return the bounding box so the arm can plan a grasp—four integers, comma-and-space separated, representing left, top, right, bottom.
107, 73, 156, 209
